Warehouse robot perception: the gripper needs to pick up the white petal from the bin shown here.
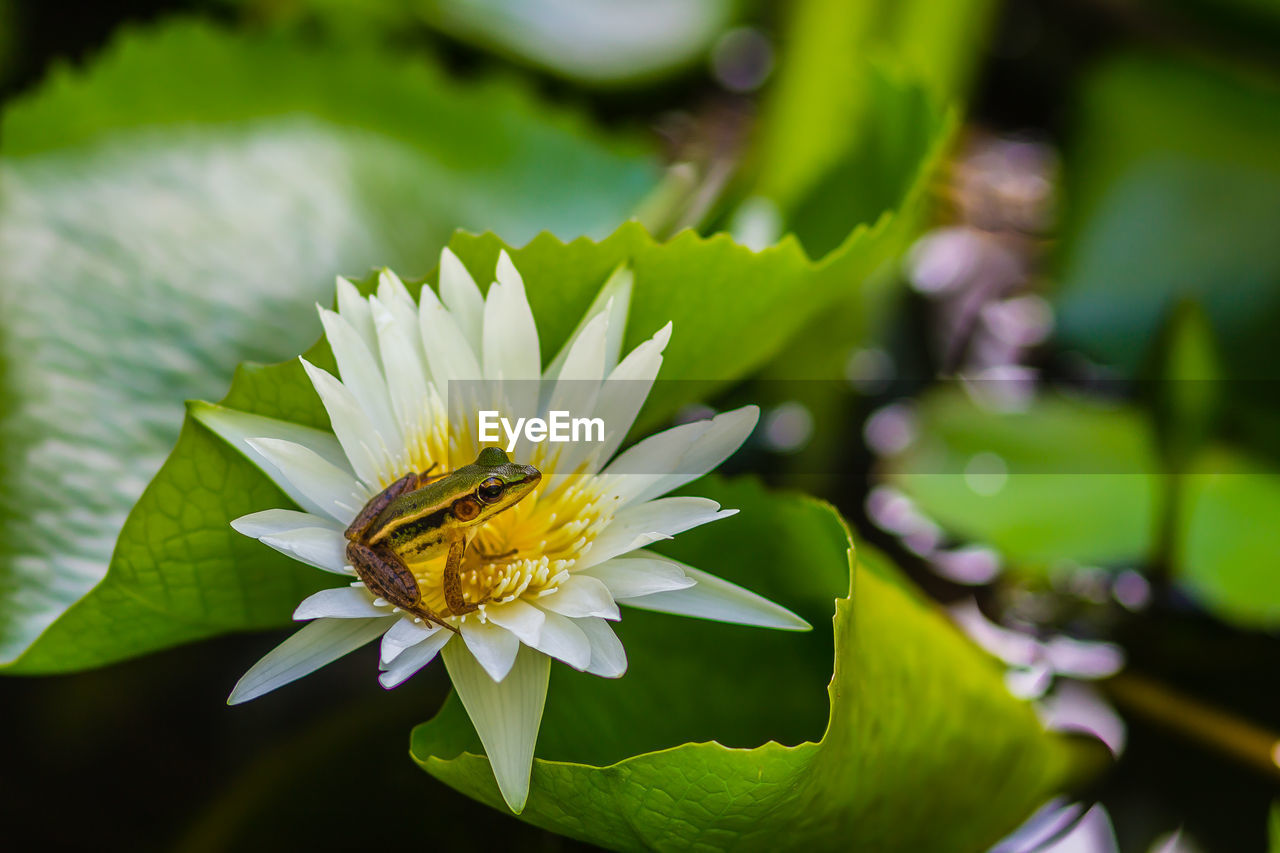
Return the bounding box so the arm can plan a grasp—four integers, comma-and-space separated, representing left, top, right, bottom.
381, 617, 444, 664
317, 306, 403, 451
538, 309, 609, 477
257, 527, 353, 575
418, 282, 483, 396
460, 617, 521, 682
439, 247, 486, 355
537, 574, 619, 620
483, 251, 540, 381
245, 437, 368, 523
552, 307, 609, 385
371, 296, 434, 437
527, 608, 591, 670
579, 497, 737, 568
484, 599, 546, 646
227, 616, 393, 704
379, 629, 452, 688
622, 563, 810, 631
546, 263, 632, 379
335, 276, 377, 355
575, 616, 628, 678
377, 268, 429, 369
598, 419, 710, 504
442, 641, 549, 814
190, 403, 351, 518
295, 586, 387, 619
654, 405, 759, 496
602, 406, 759, 507
580, 553, 696, 600
299, 358, 392, 489
230, 508, 343, 537
588, 322, 671, 468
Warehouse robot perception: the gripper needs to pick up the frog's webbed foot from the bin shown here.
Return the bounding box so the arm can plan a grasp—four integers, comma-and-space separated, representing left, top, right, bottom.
405, 605, 460, 634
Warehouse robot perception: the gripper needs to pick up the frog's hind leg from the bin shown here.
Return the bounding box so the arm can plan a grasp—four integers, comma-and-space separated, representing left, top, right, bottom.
347, 541, 458, 634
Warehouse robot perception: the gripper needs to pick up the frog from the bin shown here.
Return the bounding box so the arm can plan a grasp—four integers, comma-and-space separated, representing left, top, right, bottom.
344, 447, 541, 633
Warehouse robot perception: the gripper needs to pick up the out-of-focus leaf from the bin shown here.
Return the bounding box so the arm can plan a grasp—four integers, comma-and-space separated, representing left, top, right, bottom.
0, 21, 659, 669
418, 0, 738, 86
750, 0, 990, 222
412, 477, 1094, 850
9, 208, 922, 673
884, 389, 1162, 570
886, 389, 1280, 629
1177, 448, 1280, 629
1055, 54, 1280, 379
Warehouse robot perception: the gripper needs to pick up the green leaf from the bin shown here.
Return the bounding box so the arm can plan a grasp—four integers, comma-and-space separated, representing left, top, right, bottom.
1177, 447, 1280, 629
884, 389, 1163, 570
1054, 54, 1280, 380
8, 208, 923, 673
0, 20, 658, 669
885, 390, 1280, 629
749, 0, 985, 226
411, 477, 1094, 849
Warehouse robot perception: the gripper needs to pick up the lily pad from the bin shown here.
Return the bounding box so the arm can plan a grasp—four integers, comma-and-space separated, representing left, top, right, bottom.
1054, 54, 1280, 380
885, 389, 1280, 629
883, 389, 1163, 570
412, 477, 1094, 850
0, 20, 658, 668
1177, 447, 1280, 629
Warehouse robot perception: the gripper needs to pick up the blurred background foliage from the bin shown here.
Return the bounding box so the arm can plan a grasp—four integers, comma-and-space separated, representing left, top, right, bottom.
0, 0, 1278, 850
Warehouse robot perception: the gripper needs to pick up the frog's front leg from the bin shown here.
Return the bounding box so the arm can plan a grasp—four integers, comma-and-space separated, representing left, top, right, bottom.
344, 465, 437, 541
347, 540, 458, 633
442, 536, 485, 615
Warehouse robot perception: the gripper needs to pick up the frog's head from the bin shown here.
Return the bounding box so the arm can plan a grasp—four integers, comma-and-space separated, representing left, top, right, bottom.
452, 447, 541, 525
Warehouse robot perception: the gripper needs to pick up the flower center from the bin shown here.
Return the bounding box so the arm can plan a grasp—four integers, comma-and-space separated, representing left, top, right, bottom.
408, 476, 614, 621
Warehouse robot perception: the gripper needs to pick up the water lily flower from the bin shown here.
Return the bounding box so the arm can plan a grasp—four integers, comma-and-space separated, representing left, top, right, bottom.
194, 249, 809, 812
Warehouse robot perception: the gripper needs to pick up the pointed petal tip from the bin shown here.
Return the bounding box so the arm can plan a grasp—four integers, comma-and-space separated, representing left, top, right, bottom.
502, 791, 530, 815
227, 517, 255, 538
730, 403, 761, 426
297, 355, 322, 378
653, 320, 673, 348
774, 609, 814, 631
495, 250, 523, 289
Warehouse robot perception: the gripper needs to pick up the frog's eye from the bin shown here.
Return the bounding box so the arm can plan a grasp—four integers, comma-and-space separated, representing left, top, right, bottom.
477, 477, 505, 504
